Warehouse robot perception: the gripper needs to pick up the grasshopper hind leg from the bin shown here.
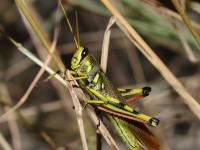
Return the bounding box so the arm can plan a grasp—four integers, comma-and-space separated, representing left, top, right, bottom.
117, 86, 151, 103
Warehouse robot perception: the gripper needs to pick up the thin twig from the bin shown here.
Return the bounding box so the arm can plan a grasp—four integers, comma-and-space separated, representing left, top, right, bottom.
101, 0, 200, 119
171, 0, 200, 47
0, 84, 22, 150
0, 132, 12, 150
0, 32, 57, 122
15, 0, 65, 70
101, 16, 117, 72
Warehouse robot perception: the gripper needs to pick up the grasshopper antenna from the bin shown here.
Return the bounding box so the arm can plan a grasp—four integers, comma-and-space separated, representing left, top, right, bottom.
57, 0, 80, 49
75, 11, 80, 48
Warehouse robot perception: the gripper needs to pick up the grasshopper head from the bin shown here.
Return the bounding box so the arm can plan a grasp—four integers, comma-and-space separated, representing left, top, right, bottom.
71, 46, 90, 70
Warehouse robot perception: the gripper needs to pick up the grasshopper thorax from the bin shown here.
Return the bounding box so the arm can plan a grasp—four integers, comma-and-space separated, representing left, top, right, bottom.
71, 46, 90, 70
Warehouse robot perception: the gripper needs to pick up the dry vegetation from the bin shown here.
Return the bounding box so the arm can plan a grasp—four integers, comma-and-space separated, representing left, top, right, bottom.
0, 0, 200, 150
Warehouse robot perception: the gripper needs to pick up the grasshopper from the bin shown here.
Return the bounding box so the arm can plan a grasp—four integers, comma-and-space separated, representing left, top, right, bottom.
39, 1, 160, 149
65, 46, 159, 150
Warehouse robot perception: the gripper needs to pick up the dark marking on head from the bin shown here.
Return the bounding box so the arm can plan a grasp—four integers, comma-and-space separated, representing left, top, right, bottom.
81, 47, 89, 58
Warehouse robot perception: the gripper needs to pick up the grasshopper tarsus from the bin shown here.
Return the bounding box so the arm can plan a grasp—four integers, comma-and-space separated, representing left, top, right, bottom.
81, 102, 88, 110
148, 117, 160, 127
142, 86, 151, 96
35, 78, 49, 88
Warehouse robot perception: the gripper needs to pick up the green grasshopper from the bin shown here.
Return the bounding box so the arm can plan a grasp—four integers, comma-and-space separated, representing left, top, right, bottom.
65, 46, 159, 150
39, 1, 160, 149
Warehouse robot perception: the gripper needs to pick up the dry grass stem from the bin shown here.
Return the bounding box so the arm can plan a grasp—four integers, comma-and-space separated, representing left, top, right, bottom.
101, 16, 117, 72
141, 0, 200, 31
65, 71, 119, 150
101, 0, 200, 119
64, 72, 88, 150
0, 84, 22, 150
0, 34, 57, 122
0, 132, 12, 150
171, 0, 200, 47
174, 22, 199, 62
16, 0, 65, 70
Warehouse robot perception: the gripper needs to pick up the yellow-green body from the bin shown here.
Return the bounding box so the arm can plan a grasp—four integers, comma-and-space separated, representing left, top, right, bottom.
69, 47, 159, 150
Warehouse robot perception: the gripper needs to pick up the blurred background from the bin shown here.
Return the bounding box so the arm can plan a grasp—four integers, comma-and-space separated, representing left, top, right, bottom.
0, 0, 200, 149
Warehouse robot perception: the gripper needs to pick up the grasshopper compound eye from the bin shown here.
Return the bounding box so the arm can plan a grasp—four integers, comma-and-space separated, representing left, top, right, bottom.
82, 47, 89, 58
